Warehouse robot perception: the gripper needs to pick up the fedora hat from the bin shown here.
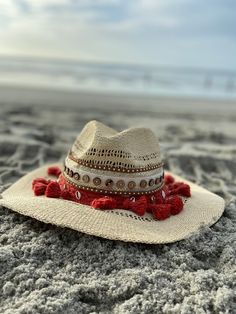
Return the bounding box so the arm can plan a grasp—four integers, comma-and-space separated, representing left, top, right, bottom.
0, 120, 225, 244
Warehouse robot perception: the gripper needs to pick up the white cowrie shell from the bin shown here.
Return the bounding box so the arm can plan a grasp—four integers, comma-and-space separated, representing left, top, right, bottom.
76, 191, 81, 200
161, 190, 166, 199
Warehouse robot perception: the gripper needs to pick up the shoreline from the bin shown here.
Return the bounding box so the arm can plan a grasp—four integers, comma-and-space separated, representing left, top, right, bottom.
0, 84, 236, 115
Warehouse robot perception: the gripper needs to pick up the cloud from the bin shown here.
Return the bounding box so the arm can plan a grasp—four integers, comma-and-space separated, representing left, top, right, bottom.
0, 0, 131, 61
0, 0, 20, 17
0, 0, 235, 69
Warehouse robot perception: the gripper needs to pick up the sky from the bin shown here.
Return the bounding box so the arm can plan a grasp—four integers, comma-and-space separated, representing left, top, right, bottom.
0, 0, 236, 70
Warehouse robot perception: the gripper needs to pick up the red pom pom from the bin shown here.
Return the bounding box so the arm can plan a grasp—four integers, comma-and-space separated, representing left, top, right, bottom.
122, 196, 147, 216
166, 182, 181, 196
91, 197, 117, 209
152, 204, 171, 220
154, 192, 165, 204
45, 181, 61, 198
123, 198, 131, 210
132, 196, 147, 216
178, 183, 191, 197
33, 182, 47, 196
47, 166, 61, 178
166, 182, 191, 197
146, 190, 166, 212
32, 177, 49, 189
166, 195, 184, 215
147, 203, 156, 213
61, 190, 75, 201
164, 175, 175, 185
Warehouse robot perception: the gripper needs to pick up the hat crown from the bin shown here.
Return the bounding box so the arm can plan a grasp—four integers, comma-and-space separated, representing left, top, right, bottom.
70, 120, 161, 170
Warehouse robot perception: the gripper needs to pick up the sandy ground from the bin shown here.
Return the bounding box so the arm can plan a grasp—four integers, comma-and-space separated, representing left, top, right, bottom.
0, 85, 235, 313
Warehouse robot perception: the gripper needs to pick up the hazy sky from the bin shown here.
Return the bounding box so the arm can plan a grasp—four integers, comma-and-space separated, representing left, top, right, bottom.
0, 0, 236, 69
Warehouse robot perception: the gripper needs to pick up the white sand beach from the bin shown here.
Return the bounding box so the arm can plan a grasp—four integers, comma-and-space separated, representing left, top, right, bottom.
1, 0, 236, 311
0, 0, 236, 314
0, 84, 236, 313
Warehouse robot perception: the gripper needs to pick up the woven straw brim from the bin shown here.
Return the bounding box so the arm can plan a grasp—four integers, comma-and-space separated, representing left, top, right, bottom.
0, 164, 225, 244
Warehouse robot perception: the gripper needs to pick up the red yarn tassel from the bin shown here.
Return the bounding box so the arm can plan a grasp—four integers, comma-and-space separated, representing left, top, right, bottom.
166, 195, 184, 215
177, 183, 191, 197
167, 182, 191, 197
153, 192, 165, 204
122, 198, 132, 210
33, 183, 47, 196
47, 166, 61, 178
164, 175, 175, 185
152, 204, 171, 220
123, 196, 147, 216
32, 177, 49, 189
132, 196, 147, 216
164, 174, 191, 197
45, 181, 61, 198
61, 190, 75, 201
146, 203, 157, 213
91, 197, 117, 209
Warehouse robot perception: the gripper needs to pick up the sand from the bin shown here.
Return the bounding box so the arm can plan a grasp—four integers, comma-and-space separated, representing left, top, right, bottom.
0, 85, 235, 313
1, 84, 236, 114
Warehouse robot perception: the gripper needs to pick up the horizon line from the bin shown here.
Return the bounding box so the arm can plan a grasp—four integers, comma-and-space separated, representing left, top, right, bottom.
1, 53, 236, 77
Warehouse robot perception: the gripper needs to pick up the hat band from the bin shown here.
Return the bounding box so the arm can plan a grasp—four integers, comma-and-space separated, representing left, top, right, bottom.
58, 173, 167, 210
61, 173, 165, 196
63, 158, 164, 195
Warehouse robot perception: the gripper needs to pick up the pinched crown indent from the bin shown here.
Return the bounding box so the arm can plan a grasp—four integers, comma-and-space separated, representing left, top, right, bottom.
62, 121, 164, 195
69, 120, 162, 171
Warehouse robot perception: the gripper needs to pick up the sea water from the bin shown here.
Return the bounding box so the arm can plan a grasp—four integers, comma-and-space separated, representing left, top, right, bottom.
0, 56, 236, 100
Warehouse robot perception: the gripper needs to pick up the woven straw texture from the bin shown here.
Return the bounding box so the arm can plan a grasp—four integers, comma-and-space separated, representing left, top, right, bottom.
0, 163, 224, 244
71, 120, 161, 169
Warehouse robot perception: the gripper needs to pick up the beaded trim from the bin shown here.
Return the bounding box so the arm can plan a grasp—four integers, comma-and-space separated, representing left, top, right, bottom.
62, 174, 165, 196
63, 164, 164, 194
69, 151, 164, 173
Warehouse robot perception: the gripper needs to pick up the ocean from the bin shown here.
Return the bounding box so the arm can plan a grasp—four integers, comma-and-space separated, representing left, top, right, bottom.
0, 56, 236, 100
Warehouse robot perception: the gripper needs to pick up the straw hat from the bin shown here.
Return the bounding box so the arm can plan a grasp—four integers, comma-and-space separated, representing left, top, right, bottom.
0, 121, 225, 244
